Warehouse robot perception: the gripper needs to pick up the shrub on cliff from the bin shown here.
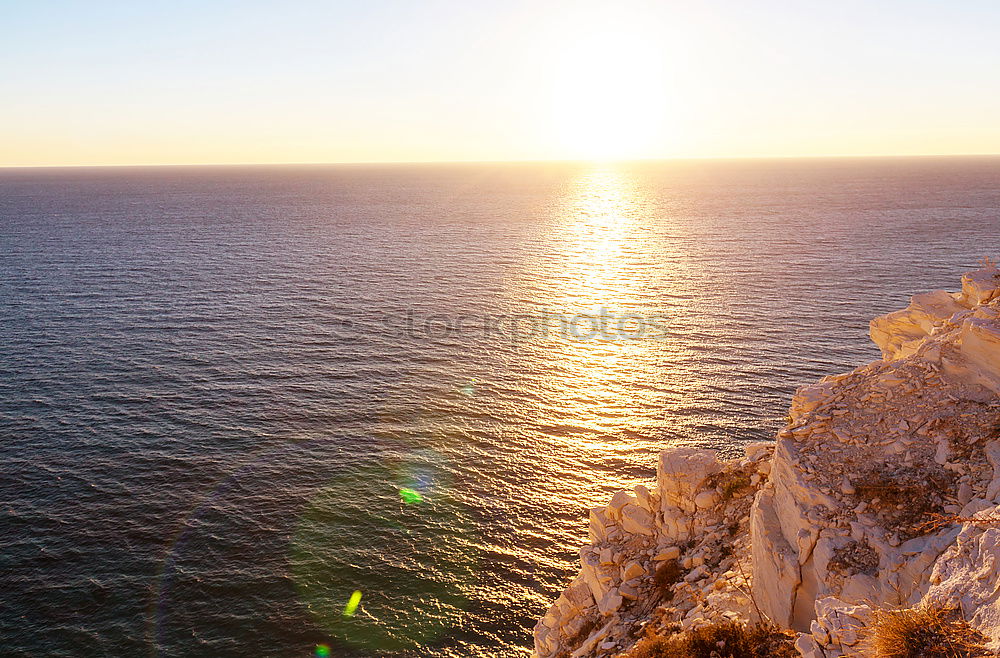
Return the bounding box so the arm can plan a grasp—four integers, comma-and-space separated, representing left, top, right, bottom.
653, 559, 682, 601
865, 602, 990, 657
625, 621, 796, 658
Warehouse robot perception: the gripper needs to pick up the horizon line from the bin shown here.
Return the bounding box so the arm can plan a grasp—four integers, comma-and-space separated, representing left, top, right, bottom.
2, 152, 1000, 170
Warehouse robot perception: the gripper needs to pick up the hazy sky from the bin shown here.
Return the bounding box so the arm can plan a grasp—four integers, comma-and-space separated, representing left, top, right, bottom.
3, 0, 1000, 166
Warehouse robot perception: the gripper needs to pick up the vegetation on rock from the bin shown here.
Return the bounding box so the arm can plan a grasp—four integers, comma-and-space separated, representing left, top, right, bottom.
625, 621, 797, 658
865, 603, 990, 658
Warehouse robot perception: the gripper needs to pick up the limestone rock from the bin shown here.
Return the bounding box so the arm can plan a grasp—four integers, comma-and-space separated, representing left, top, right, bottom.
653, 546, 680, 561
618, 584, 639, 601
657, 446, 721, 513
961, 265, 1000, 306
924, 507, 1000, 651
588, 507, 612, 543
534, 265, 1000, 658
606, 491, 635, 519
597, 589, 623, 616
870, 289, 968, 361
743, 441, 773, 463
633, 484, 656, 512
694, 490, 718, 509
621, 561, 645, 581
620, 504, 654, 536
960, 317, 1000, 389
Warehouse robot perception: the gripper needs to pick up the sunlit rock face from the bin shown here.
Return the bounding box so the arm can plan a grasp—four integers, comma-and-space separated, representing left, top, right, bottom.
534, 264, 1000, 657
533, 442, 770, 658
796, 505, 1000, 658
869, 289, 967, 360
924, 507, 1000, 652
753, 263, 1000, 633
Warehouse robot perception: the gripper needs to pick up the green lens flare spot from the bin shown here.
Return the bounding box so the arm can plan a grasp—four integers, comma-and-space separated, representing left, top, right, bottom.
291, 459, 475, 651
399, 487, 423, 504
343, 590, 363, 617
315, 644, 332, 657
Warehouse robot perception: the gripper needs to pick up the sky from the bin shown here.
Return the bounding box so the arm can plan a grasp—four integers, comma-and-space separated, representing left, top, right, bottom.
2, 0, 1000, 166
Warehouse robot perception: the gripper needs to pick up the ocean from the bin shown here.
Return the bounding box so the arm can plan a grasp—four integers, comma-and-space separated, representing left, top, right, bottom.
1, 157, 998, 657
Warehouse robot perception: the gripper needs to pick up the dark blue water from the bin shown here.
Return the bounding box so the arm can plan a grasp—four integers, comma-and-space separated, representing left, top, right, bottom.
1, 158, 998, 657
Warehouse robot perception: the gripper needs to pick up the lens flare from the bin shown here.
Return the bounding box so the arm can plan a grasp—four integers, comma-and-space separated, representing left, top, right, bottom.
315, 644, 332, 657
290, 457, 475, 652
343, 590, 363, 617
398, 487, 423, 504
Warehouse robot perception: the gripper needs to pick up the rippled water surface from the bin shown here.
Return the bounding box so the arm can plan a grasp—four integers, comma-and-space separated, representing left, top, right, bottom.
2, 158, 999, 656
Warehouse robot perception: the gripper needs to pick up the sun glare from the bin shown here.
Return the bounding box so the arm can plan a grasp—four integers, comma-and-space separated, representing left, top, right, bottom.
550, 26, 671, 161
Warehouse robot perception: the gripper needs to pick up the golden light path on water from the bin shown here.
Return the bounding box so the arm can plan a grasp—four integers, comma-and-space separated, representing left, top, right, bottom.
517, 166, 703, 448
289, 164, 712, 657
486, 166, 715, 651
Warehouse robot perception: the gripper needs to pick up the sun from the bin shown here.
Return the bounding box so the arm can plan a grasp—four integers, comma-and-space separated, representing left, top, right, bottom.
549, 26, 671, 161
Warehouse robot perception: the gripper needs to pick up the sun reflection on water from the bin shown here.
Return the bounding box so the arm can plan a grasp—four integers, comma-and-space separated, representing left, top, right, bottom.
512, 164, 702, 452
551, 167, 640, 309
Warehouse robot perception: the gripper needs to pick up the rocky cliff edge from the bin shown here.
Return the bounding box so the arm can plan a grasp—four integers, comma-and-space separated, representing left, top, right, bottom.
534, 263, 1000, 657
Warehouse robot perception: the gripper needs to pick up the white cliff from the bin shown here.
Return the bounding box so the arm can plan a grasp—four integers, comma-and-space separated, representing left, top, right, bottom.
534, 263, 1000, 657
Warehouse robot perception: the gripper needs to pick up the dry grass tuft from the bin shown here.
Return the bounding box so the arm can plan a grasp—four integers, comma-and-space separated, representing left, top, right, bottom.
719, 474, 752, 501
852, 464, 952, 540
561, 616, 598, 654
625, 621, 797, 658
917, 512, 1000, 534
705, 466, 754, 502
653, 559, 682, 601
866, 602, 990, 657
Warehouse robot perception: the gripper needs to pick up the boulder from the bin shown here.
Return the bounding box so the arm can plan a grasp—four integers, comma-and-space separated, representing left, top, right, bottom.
588, 507, 612, 543
620, 504, 654, 536
961, 264, 1000, 306
960, 317, 1000, 388
870, 289, 968, 360
597, 589, 623, 616
621, 561, 645, 581
653, 546, 680, 561
606, 491, 635, 519
657, 446, 720, 513
633, 484, 655, 512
